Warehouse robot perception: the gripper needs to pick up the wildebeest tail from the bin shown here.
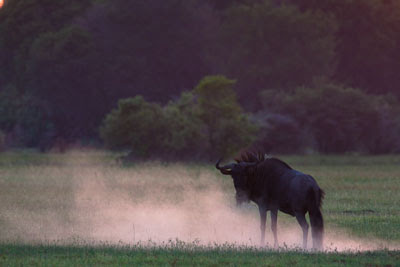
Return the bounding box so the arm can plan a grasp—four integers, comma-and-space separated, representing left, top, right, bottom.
308, 187, 324, 249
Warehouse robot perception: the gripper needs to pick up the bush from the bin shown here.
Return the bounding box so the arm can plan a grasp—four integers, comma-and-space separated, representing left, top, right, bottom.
163, 92, 208, 159
251, 113, 309, 154
257, 84, 400, 154
0, 130, 5, 151
194, 75, 258, 158
99, 96, 167, 158
99, 75, 258, 160
0, 85, 52, 148
361, 96, 400, 154
290, 85, 381, 153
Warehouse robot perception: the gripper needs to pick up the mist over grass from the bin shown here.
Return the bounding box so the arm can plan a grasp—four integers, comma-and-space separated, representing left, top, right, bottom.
0, 150, 399, 254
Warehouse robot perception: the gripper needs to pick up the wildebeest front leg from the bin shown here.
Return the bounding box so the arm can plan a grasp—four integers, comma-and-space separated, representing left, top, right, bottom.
271, 209, 278, 248
258, 206, 267, 246
295, 212, 309, 249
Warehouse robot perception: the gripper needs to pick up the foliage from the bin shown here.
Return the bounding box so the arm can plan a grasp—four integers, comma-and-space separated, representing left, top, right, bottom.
100, 76, 257, 160
100, 96, 166, 158
290, 0, 400, 96
0, 130, 5, 151
261, 84, 400, 154
361, 95, 400, 154
0, 0, 95, 142
163, 92, 208, 159
1, 0, 400, 154
0, 85, 52, 147
80, 0, 215, 102
251, 113, 308, 154
26, 25, 99, 139
217, 0, 337, 106
194, 75, 257, 158
0, 85, 19, 132
288, 85, 379, 153
0, 0, 91, 86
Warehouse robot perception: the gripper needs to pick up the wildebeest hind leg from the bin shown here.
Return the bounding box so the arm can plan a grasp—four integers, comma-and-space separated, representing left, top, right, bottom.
271, 209, 278, 248
258, 206, 267, 246
295, 212, 309, 249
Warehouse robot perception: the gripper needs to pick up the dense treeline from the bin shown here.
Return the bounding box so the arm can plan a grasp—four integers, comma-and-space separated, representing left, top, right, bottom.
0, 0, 399, 157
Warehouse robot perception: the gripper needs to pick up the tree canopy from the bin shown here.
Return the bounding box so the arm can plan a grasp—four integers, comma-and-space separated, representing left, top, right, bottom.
1, 0, 400, 156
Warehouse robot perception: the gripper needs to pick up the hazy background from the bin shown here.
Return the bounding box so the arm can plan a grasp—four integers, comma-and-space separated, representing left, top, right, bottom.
1, 0, 400, 158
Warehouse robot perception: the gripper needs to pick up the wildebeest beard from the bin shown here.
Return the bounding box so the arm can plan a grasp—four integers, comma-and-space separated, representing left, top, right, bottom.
235, 189, 250, 206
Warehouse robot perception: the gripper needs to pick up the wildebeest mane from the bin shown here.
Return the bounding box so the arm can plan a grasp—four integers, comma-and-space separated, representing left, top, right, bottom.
235, 151, 292, 170
234, 151, 264, 163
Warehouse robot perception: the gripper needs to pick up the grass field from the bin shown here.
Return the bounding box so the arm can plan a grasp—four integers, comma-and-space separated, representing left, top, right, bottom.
1, 243, 399, 266
0, 150, 399, 266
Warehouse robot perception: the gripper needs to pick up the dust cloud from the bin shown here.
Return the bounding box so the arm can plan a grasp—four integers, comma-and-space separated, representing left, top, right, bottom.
2, 153, 399, 252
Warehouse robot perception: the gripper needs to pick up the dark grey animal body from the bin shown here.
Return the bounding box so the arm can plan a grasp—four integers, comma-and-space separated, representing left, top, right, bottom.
216, 152, 324, 249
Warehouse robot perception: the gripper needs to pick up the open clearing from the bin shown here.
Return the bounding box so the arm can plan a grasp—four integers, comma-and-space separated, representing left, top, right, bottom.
0, 151, 399, 265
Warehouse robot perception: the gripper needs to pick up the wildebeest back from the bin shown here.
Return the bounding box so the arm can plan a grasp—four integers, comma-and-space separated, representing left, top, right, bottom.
250, 162, 322, 217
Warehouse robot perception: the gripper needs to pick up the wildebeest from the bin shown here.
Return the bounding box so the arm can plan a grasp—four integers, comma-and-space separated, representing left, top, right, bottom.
216, 152, 324, 249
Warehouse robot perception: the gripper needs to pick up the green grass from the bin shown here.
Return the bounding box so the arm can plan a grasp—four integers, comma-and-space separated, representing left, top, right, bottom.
0, 243, 399, 266
0, 150, 399, 265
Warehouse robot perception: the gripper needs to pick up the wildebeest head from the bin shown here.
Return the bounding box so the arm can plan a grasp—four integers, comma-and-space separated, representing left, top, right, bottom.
216, 159, 256, 205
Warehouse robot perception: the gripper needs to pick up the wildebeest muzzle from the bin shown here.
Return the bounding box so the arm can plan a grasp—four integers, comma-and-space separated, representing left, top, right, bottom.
235, 189, 250, 206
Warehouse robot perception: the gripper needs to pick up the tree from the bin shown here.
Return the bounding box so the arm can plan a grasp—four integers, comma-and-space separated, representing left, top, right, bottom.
99, 76, 258, 160
26, 25, 100, 140
216, 1, 337, 108
194, 75, 257, 158
283, 84, 382, 153
0, 0, 95, 146
0, 85, 52, 147
290, 0, 400, 96
99, 96, 167, 158
0, 0, 91, 88
163, 92, 208, 159
361, 95, 400, 154
81, 0, 217, 103
100, 93, 208, 160
251, 112, 307, 154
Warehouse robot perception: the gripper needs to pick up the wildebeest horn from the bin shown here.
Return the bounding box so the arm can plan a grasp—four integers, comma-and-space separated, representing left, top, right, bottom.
216, 158, 222, 169
216, 158, 232, 175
